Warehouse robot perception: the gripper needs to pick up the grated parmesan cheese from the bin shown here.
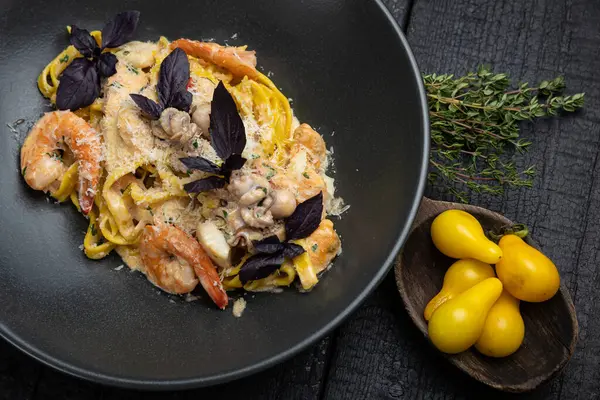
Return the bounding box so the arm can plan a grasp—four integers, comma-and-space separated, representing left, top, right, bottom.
232, 297, 247, 317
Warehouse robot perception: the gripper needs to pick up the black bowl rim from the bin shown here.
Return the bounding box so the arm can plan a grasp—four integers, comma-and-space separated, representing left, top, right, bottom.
0, 0, 430, 389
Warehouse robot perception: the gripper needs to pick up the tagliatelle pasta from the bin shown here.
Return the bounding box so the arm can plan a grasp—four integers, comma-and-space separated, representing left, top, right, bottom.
20, 12, 346, 309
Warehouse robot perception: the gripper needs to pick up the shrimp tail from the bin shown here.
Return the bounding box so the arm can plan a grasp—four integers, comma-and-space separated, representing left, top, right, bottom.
192, 256, 230, 310
140, 225, 229, 309
171, 39, 259, 81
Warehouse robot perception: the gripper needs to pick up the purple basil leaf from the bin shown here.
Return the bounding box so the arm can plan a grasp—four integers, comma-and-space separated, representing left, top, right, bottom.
96, 52, 118, 77
169, 90, 192, 112
209, 81, 246, 159
282, 243, 306, 259
130, 94, 163, 120
239, 252, 285, 283
158, 48, 190, 107
101, 10, 140, 49
56, 58, 100, 111
253, 236, 284, 254
183, 176, 227, 193
285, 192, 324, 241
179, 157, 221, 174
69, 25, 99, 58
222, 154, 247, 172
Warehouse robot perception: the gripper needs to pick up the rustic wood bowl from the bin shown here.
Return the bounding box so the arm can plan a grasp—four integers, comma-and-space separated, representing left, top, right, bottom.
395, 197, 579, 393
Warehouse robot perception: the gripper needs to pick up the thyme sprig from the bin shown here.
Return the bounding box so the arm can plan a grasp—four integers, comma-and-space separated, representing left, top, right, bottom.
425, 66, 585, 202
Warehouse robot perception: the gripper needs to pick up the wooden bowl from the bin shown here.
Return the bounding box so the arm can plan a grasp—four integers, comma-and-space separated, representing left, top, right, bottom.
395, 197, 579, 392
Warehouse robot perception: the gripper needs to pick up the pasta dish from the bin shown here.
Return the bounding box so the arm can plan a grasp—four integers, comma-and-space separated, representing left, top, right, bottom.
20, 11, 345, 309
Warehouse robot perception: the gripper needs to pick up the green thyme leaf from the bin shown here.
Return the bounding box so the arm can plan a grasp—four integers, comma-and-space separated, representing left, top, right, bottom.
424, 66, 585, 202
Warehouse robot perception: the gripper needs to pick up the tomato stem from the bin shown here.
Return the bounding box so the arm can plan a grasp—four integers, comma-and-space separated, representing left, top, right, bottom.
487, 223, 529, 243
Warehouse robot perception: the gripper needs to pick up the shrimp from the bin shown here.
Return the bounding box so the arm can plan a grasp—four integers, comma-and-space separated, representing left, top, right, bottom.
290, 124, 327, 170
267, 151, 328, 203
171, 39, 259, 81
139, 224, 229, 309
20, 111, 102, 215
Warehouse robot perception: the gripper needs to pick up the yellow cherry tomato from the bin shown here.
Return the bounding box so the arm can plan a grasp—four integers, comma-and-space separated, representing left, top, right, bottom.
430, 210, 502, 264
428, 278, 503, 354
496, 234, 560, 302
475, 290, 525, 357
424, 259, 495, 321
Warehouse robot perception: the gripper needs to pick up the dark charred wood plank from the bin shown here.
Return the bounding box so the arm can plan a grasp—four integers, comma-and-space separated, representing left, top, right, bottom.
324, 0, 600, 398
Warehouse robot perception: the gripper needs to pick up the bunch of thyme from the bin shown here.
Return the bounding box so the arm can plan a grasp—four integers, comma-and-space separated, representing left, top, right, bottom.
424, 66, 585, 202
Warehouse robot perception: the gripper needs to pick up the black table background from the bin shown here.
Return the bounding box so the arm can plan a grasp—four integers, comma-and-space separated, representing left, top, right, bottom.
2, 0, 599, 398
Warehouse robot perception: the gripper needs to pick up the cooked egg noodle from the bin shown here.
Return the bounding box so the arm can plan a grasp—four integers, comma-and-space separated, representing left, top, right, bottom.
39, 35, 311, 292
222, 256, 297, 291
38, 29, 102, 107
186, 50, 293, 159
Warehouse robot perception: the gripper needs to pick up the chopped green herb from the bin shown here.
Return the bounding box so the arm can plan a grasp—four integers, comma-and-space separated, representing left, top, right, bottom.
302, 172, 310, 179
147, 206, 154, 216
110, 81, 123, 89
59, 54, 69, 63
264, 165, 276, 180
223, 210, 228, 219
90, 223, 97, 236
193, 139, 199, 149
186, 170, 192, 177
127, 65, 139, 75
260, 187, 267, 194
311, 243, 318, 252
251, 154, 259, 159
22, 166, 27, 176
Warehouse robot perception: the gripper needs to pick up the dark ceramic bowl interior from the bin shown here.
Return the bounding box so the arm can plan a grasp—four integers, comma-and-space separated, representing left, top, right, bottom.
0, 0, 428, 389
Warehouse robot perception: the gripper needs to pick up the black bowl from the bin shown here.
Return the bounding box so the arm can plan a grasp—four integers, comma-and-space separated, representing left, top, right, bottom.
0, 0, 429, 389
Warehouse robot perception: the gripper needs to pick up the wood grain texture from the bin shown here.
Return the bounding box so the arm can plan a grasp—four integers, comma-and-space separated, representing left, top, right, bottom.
0, 339, 40, 400
325, 0, 600, 399
396, 197, 577, 392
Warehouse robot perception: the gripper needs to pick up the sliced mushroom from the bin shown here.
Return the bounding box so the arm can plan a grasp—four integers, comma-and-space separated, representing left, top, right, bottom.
228, 172, 255, 198
228, 227, 263, 249
229, 173, 270, 202
226, 209, 246, 232
152, 108, 199, 144
241, 207, 274, 228
191, 102, 211, 136
239, 186, 268, 206
270, 189, 296, 219
196, 221, 231, 268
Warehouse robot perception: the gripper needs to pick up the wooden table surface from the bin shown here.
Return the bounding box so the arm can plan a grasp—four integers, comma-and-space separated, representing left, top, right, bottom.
3, 0, 600, 398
